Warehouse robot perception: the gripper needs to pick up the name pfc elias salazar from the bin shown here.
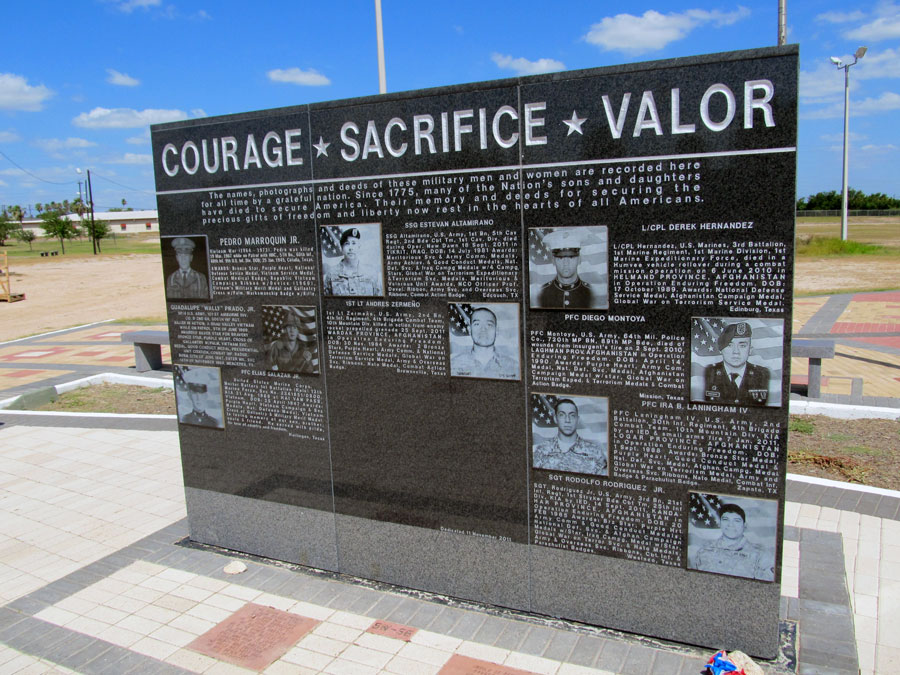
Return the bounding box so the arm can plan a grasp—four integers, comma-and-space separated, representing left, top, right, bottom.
158, 79, 778, 177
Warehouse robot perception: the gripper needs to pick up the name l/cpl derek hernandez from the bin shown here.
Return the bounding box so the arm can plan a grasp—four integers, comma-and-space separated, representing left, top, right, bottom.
642, 222, 755, 232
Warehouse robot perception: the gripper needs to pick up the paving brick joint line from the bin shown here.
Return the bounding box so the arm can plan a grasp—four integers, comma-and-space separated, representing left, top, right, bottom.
0, 507, 867, 675
2, 295, 900, 673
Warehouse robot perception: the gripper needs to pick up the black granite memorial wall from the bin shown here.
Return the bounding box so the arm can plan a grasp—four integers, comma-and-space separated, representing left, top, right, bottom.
152, 45, 798, 657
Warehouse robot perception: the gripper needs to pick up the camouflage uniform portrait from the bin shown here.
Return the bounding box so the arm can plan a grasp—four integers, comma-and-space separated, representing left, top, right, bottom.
532, 395, 608, 476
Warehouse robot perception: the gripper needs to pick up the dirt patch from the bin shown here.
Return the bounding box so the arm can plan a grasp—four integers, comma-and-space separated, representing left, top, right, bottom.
788, 415, 900, 490
0, 254, 167, 341
34, 383, 176, 415
794, 257, 900, 295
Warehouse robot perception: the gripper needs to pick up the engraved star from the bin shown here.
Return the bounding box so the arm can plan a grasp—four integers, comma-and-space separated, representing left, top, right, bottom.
313, 137, 330, 157
562, 111, 587, 136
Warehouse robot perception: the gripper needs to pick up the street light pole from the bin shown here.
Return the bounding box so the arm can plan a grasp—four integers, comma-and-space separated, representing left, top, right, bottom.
830, 46, 867, 241
75, 167, 98, 255
87, 170, 97, 255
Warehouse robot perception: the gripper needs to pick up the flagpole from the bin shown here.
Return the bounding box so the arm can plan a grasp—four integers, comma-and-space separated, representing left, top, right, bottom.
375, 0, 387, 94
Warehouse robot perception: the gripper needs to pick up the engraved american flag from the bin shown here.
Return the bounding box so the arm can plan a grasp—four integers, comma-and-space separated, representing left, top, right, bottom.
449, 303, 474, 337
690, 492, 724, 529
320, 226, 344, 258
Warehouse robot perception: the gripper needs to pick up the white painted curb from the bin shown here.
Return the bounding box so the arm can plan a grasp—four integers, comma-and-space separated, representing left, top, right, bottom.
787, 473, 900, 499
789, 399, 899, 420
0, 372, 172, 410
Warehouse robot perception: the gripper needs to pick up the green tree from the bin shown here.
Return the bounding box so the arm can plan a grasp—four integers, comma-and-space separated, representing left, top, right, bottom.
13, 227, 37, 251
0, 213, 16, 245
40, 211, 78, 254
7, 205, 25, 226
81, 216, 111, 252
798, 188, 900, 211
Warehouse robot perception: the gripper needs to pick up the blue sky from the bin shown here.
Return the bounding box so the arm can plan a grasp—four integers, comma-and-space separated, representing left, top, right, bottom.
1, 0, 898, 212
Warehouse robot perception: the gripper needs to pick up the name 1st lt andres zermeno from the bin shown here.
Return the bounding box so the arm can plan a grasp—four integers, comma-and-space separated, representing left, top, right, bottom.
160, 79, 778, 177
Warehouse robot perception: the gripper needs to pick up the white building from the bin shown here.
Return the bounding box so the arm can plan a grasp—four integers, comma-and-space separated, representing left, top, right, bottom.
22, 210, 159, 235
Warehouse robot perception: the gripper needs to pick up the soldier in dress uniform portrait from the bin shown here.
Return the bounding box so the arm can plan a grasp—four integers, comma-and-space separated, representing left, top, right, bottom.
704, 321, 771, 405
180, 382, 219, 427
536, 228, 593, 309
265, 312, 316, 374
323, 227, 383, 296
449, 306, 519, 380
174, 365, 224, 429
533, 398, 608, 476
692, 502, 775, 581
165, 237, 209, 300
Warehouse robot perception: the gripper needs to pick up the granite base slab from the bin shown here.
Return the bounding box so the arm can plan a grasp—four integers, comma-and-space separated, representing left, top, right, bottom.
530, 544, 781, 658
333, 513, 529, 610
185, 487, 338, 570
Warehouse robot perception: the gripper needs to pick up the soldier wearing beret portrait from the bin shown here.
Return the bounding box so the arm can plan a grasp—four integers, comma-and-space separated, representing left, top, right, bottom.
536, 228, 593, 309
165, 237, 209, 300
704, 321, 771, 406
323, 227, 383, 296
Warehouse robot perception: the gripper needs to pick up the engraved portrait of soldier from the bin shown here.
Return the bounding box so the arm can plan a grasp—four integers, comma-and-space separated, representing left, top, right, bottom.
162, 235, 211, 301
320, 224, 384, 297
531, 394, 609, 476
448, 303, 520, 381
690, 317, 784, 407
173, 364, 225, 429
529, 226, 609, 310
687, 492, 777, 582
261, 305, 319, 375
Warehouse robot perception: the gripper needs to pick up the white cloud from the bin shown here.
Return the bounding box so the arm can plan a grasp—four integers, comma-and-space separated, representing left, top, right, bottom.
35, 137, 97, 152
114, 0, 161, 12
73, 107, 190, 128
800, 62, 852, 103
267, 68, 331, 86
856, 90, 900, 113
0, 130, 20, 142
856, 48, 900, 79
802, 90, 900, 118
820, 132, 866, 143
0, 73, 53, 111
0, 179, 6, 187
860, 143, 898, 151
584, 7, 750, 55
126, 131, 150, 145
190, 108, 207, 118
846, 2, 900, 40
106, 153, 152, 165
491, 53, 565, 75
106, 69, 140, 87
816, 10, 866, 23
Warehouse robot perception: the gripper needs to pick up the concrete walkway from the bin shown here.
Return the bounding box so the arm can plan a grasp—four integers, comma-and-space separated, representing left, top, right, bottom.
1, 292, 899, 674
1, 412, 898, 674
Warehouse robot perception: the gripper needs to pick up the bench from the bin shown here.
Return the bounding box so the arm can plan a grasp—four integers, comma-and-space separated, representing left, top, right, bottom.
121, 330, 170, 372
790, 339, 835, 398
39, 251, 59, 257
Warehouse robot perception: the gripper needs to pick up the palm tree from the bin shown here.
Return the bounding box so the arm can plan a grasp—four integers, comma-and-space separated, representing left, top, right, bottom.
8, 205, 24, 225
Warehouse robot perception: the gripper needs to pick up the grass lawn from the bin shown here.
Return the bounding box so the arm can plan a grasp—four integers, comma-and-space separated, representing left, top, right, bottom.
3, 233, 161, 258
